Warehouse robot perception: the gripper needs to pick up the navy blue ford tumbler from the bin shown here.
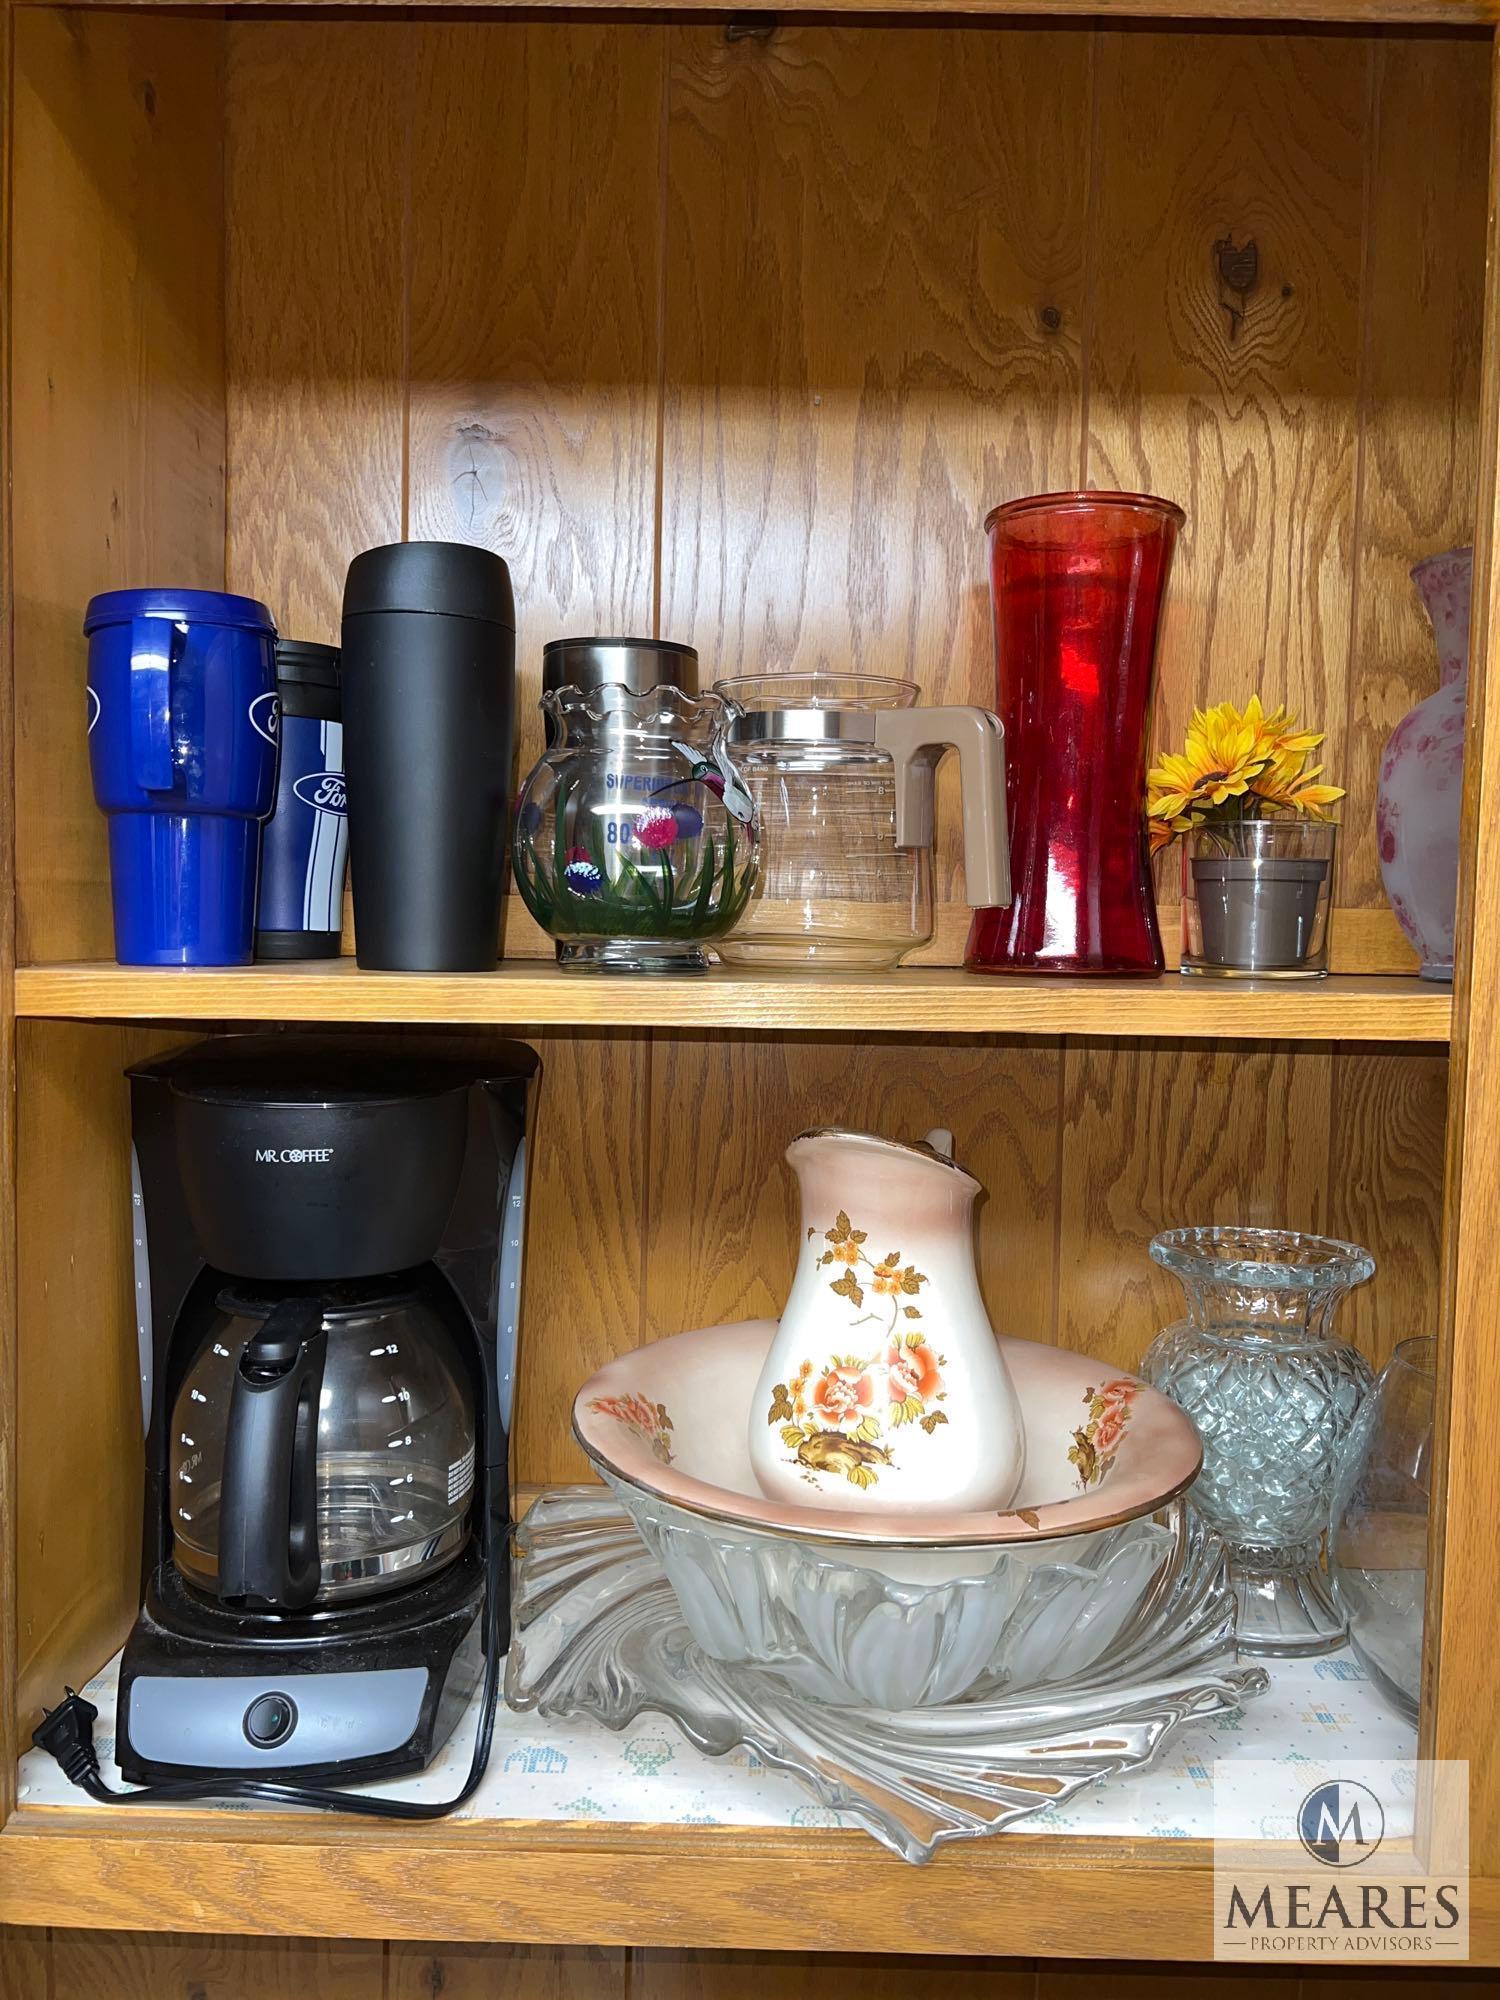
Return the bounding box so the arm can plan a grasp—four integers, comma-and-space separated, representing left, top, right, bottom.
85, 588, 279, 965
341, 542, 515, 971
255, 640, 348, 960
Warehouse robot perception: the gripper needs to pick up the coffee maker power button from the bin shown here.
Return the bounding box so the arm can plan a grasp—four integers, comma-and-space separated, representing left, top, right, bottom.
243, 1692, 298, 1749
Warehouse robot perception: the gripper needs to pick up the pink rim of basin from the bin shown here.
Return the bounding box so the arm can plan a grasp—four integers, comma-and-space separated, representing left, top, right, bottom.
572, 1319, 1203, 1549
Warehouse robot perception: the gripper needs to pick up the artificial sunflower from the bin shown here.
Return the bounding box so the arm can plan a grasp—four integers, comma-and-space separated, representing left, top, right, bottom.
1146, 696, 1344, 853
1249, 749, 1345, 819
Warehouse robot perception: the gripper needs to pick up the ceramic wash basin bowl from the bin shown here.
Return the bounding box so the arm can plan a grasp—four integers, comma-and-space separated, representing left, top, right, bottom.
572, 1320, 1202, 1708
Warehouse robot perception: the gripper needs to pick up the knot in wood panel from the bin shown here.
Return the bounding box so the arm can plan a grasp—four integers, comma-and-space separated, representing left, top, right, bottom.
1213, 232, 1259, 341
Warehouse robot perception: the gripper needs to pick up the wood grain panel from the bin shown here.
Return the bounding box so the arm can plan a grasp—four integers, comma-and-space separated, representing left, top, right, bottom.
391, 1942, 625, 2000
11, 9, 226, 962
1037, 1971, 1298, 1999
1302, 1978, 1500, 1997
1327, 1047, 1448, 1371
14, 1024, 190, 1726
515, 1033, 650, 1485
49, 1931, 384, 2000
634, 1953, 1036, 2000
406, 20, 664, 804
1429, 32, 1500, 1870
660, 22, 1089, 911
35, 0, 1500, 24
1054, 1040, 1332, 1368
1085, 33, 1366, 918
1341, 38, 1489, 912
225, 19, 409, 639
1, 0, 19, 1818
0, 1929, 50, 2000
643, 1035, 1060, 1342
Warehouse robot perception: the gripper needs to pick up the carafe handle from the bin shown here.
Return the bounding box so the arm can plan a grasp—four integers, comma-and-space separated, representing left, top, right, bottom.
873, 706, 1010, 909
128, 615, 177, 793
217, 1298, 327, 1611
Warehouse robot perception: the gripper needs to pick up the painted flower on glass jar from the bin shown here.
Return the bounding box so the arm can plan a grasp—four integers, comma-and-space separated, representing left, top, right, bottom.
564, 849, 602, 897
633, 806, 679, 851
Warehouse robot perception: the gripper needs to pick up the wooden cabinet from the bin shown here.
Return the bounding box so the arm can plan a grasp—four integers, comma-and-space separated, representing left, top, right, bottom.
1, 0, 1498, 1975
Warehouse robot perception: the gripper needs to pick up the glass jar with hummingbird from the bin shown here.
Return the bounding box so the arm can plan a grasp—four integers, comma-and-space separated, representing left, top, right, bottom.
512, 682, 759, 973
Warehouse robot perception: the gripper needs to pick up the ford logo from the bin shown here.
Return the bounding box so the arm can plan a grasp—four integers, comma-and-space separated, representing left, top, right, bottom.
293, 771, 347, 815
85, 686, 101, 735
249, 691, 281, 744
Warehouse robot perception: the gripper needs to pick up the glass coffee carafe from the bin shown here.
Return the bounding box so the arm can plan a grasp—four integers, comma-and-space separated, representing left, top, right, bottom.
715, 674, 1009, 970
170, 1270, 476, 1608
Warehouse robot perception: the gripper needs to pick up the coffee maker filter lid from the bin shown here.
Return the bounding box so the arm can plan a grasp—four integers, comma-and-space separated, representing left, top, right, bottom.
342, 541, 516, 631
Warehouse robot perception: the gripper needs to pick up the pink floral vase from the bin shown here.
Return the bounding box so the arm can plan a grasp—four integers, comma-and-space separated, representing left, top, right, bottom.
1377, 548, 1471, 981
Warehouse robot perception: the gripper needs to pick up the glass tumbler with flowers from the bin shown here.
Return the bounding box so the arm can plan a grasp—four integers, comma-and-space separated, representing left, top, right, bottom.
1147, 697, 1345, 978
512, 683, 759, 973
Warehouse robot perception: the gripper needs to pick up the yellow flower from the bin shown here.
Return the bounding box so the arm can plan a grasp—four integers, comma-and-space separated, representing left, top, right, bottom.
1146, 695, 1342, 851
1250, 751, 1345, 819
1147, 705, 1265, 820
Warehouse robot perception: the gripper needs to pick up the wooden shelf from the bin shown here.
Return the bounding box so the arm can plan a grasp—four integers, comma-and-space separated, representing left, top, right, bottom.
51, 0, 1500, 25
0, 1813, 1227, 1950
1, 1811, 1495, 1953
11, 961, 1453, 1040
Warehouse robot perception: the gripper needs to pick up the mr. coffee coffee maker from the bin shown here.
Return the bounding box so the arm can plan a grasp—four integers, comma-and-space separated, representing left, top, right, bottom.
37, 1039, 535, 1817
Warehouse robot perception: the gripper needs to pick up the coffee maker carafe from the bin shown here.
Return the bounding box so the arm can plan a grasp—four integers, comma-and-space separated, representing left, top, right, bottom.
118, 1038, 536, 1791
169, 1275, 477, 1611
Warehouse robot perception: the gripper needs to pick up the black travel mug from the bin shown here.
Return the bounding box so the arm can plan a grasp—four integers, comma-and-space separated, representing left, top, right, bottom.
340, 542, 516, 971
255, 640, 347, 962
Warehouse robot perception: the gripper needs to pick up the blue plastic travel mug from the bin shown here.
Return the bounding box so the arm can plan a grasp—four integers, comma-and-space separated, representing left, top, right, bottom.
84, 588, 280, 966
256, 640, 348, 960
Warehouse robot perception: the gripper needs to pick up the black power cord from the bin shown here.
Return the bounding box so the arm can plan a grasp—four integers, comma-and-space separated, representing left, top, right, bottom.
32, 1570, 503, 1821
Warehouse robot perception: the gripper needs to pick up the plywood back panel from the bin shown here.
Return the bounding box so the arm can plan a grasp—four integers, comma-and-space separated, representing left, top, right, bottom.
11, 10, 227, 965
12, 1934, 1500, 1996
218, 20, 1489, 974
224, 21, 407, 645
13, 1022, 192, 1725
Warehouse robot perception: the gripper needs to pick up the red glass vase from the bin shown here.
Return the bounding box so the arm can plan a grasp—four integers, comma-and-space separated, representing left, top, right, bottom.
966, 491, 1183, 976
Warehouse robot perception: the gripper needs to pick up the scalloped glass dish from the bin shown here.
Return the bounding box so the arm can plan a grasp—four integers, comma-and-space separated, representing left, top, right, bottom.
507, 1487, 1266, 1863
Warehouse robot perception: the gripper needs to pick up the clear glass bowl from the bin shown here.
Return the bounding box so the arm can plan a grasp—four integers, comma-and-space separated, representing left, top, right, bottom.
1143, 1226, 1375, 1657
596, 1468, 1177, 1709
1329, 1335, 1434, 1723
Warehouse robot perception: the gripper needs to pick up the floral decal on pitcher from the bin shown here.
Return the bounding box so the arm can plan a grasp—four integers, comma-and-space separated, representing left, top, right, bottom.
765, 1210, 948, 1490
588, 1392, 675, 1465
1067, 1379, 1139, 1490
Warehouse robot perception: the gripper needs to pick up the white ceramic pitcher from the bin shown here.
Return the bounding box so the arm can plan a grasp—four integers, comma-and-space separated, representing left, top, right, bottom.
748, 1128, 1025, 1514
